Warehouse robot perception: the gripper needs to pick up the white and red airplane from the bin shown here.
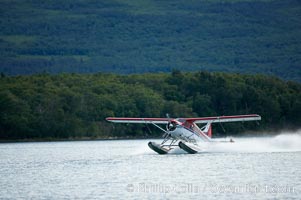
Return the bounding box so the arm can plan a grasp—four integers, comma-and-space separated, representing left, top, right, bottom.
106, 114, 261, 154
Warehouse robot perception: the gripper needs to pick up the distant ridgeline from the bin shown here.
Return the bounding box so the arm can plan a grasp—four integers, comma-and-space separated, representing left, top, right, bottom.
0, 0, 301, 82
0, 71, 300, 140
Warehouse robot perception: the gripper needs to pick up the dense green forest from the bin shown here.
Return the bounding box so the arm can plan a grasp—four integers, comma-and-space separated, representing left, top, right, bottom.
0, 71, 300, 140
0, 0, 300, 81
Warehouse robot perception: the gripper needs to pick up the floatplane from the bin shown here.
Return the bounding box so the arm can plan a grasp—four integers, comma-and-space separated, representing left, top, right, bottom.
106, 114, 261, 154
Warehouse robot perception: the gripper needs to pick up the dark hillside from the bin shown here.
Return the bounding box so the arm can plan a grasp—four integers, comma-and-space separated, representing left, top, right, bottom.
0, 0, 300, 81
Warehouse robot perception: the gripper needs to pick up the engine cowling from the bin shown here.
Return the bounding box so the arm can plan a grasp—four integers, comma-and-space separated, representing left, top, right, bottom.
166, 121, 177, 131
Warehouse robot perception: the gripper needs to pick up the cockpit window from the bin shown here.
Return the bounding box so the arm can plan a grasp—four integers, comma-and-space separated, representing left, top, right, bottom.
177, 118, 186, 123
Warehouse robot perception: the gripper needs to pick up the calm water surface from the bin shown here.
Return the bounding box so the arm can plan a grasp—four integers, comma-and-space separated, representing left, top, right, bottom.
0, 134, 301, 199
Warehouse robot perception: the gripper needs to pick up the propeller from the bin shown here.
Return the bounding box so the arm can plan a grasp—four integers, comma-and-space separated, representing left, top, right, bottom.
163, 113, 172, 138
163, 113, 177, 139
166, 113, 171, 130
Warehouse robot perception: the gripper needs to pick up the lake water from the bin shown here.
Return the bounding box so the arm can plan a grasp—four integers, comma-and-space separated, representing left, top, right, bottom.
0, 133, 301, 199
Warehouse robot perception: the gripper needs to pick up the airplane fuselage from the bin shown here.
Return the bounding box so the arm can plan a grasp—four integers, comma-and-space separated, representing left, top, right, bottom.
168, 120, 212, 142
169, 126, 198, 142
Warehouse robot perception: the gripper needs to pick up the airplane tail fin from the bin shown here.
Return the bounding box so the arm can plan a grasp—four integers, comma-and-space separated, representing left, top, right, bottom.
202, 122, 212, 138
207, 123, 212, 138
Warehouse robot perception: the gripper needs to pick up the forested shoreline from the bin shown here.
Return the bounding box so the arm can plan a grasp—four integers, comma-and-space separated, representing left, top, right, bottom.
0, 71, 300, 140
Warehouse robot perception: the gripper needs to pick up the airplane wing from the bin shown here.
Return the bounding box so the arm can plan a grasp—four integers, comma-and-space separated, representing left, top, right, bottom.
185, 114, 261, 124
106, 114, 261, 124
106, 117, 170, 124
